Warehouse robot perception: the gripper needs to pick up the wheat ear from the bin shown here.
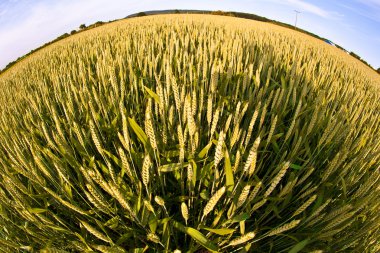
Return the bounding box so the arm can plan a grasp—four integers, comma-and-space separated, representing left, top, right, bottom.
264, 161, 290, 197
248, 181, 262, 203
202, 186, 226, 220
292, 194, 317, 217
237, 185, 251, 208
142, 154, 151, 189
80, 220, 112, 243
227, 232, 256, 246
181, 202, 189, 224
267, 219, 301, 237
214, 131, 225, 167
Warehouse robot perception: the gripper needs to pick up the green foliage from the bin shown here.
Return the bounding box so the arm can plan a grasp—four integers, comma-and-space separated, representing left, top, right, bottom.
0, 15, 379, 252
350, 51, 372, 68
136, 12, 147, 17
211, 10, 235, 17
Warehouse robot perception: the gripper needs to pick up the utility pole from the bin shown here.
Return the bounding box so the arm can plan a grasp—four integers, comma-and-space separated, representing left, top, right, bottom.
294, 10, 301, 30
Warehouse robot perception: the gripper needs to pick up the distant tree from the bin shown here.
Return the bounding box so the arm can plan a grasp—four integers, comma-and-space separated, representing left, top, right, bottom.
56, 33, 70, 41
94, 21, 104, 27
136, 12, 146, 17
211, 10, 234, 17
377, 68, 380, 74
174, 9, 180, 14
5, 61, 16, 69
79, 24, 86, 30
349, 51, 372, 68
211, 10, 226, 16
70, 30, 77, 35
349, 51, 361, 60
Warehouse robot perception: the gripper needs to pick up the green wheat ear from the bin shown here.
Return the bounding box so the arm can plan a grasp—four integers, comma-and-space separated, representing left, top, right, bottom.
0, 13, 379, 253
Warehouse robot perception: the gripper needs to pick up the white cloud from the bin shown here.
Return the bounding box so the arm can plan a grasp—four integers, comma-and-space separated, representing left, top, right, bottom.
353, 0, 380, 22
288, 0, 329, 18
0, 0, 162, 69
267, 0, 341, 19
2, 0, 196, 69
356, 0, 380, 8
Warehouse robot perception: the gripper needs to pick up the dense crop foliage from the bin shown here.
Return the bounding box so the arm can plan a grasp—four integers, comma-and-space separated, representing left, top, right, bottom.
0, 15, 379, 252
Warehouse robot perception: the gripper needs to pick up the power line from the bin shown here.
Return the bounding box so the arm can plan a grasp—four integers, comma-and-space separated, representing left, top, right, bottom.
294, 10, 301, 30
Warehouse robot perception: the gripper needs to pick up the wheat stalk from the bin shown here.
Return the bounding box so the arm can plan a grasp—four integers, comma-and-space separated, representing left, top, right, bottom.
264, 161, 290, 197
244, 137, 260, 176
323, 211, 355, 231
267, 219, 301, 237
207, 97, 213, 127
181, 202, 189, 224
251, 198, 267, 212
154, 196, 165, 207
80, 220, 112, 243
247, 181, 262, 203
118, 147, 135, 181
142, 154, 151, 189
244, 103, 260, 147
147, 232, 161, 244
202, 186, 226, 220
265, 115, 277, 147
210, 107, 220, 137
233, 150, 241, 172
214, 131, 225, 168
292, 194, 317, 217
89, 119, 103, 154
145, 99, 157, 149
237, 185, 251, 208
227, 232, 256, 246
177, 124, 185, 163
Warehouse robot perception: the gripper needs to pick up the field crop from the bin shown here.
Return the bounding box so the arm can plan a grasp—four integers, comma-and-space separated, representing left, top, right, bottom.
0, 15, 379, 252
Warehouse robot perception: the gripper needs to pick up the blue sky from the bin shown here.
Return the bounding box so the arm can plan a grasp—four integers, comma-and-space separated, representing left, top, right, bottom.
0, 0, 379, 70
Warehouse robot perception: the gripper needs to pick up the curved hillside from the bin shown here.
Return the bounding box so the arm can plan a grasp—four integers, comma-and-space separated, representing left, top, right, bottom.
0, 15, 379, 252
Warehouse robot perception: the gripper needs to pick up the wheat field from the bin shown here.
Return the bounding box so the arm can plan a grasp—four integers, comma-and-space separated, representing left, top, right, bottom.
0, 14, 379, 252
